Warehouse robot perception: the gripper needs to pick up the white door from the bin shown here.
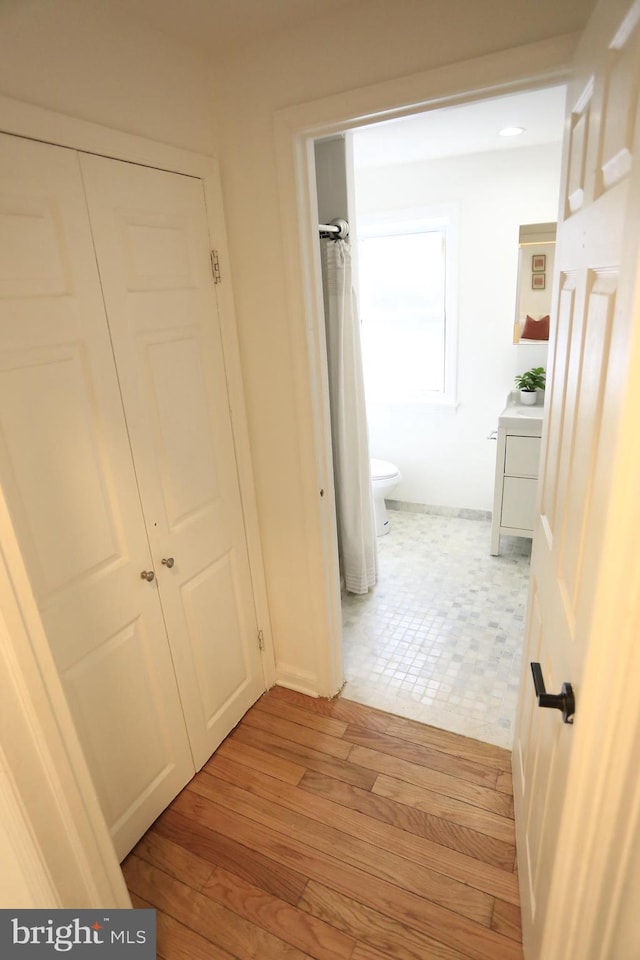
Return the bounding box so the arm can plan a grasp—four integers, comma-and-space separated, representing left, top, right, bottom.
79, 155, 265, 769
0, 134, 194, 859
513, 0, 640, 954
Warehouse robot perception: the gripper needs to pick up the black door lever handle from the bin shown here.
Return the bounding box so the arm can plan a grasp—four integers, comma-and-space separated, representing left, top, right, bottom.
530, 662, 575, 724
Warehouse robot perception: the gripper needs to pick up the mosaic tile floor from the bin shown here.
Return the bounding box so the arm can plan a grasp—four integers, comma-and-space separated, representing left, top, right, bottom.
341, 509, 532, 749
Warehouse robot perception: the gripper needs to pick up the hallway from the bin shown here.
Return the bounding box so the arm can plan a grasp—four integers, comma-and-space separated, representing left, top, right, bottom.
124, 686, 522, 960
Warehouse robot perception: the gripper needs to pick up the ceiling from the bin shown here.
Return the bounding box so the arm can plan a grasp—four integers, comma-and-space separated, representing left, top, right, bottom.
352, 85, 567, 169
123, 0, 360, 56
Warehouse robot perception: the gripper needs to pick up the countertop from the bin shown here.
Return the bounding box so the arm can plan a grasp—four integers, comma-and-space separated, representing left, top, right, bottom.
498, 398, 545, 435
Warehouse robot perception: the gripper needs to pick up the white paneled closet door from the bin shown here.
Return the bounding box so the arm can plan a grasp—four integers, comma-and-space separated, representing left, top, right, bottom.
79, 155, 265, 770
0, 134, 194, 859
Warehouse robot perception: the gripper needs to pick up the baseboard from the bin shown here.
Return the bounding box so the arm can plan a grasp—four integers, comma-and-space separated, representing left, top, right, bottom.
274, 664, 324, 698
386, 499, 491, 522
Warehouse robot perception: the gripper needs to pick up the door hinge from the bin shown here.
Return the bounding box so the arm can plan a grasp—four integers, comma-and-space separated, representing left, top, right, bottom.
210, 249, 222, 284
257, 629, 265, 652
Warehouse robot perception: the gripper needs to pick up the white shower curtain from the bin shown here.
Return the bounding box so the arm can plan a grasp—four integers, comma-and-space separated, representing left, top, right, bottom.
321, 238, 377, 594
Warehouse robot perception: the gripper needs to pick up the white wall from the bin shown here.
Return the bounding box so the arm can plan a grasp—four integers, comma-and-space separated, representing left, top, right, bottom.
315, 136, 349, 224
0, 0, 596, 693
0, 0, 217, 155
355, 141, 561, 511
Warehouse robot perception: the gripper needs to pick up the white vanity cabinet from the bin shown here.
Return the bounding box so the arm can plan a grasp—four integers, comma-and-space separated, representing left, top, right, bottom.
490, 404, 544, 555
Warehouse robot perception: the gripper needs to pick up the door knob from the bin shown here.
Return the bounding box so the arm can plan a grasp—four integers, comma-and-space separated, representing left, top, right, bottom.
140, 570, 155, 582
530, 662, 575, 724
161, 557, 175, 568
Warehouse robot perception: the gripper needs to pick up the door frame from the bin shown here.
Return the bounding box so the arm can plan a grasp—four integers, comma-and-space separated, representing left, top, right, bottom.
273, 32, 577, 696
0, 95, 275, 904
273, 25, 640, 955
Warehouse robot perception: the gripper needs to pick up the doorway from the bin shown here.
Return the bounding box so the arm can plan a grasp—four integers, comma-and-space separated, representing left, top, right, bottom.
315, 85, 566, 746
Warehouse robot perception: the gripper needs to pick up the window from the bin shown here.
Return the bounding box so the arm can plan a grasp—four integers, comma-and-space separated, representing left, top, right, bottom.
357, 214, 456, 404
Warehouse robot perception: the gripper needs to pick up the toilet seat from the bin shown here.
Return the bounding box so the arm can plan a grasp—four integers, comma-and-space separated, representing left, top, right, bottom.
371, 458, 399, 481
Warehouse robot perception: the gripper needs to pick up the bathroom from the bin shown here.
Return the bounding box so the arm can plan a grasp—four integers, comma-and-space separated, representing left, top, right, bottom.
315, 85, 564, 746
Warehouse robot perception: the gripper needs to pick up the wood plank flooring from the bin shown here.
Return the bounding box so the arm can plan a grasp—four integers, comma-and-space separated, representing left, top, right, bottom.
123, 686, 523, 960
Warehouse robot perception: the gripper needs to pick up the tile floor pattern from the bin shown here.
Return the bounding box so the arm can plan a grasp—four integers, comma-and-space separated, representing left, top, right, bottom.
341, 509, 532, 749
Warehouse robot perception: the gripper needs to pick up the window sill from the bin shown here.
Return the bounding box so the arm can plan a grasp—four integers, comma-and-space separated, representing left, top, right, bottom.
367, 395, 459, 410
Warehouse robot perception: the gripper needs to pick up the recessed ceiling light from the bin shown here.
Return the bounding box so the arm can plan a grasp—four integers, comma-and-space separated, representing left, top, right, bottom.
499, 126, 525, 137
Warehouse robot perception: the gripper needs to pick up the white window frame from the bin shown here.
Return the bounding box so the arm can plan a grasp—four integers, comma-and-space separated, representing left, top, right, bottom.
356, 204, 458, 407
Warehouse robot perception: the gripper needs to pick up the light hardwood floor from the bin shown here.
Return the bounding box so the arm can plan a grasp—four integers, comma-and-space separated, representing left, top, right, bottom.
123, 686, 523, 960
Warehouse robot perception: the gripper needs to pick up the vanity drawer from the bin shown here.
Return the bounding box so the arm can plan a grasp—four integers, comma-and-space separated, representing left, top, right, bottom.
505, 435, 541, 477
501, 477, 537, 530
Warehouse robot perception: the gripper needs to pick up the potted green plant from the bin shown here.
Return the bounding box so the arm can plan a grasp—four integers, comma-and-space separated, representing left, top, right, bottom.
515, 366, 546, 405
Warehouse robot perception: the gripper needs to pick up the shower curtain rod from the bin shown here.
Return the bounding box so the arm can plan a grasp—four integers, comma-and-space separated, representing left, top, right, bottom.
318, 217, 349, 239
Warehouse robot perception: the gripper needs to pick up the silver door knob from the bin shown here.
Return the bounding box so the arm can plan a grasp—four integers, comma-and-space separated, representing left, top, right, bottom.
140, 570, 155, 582
161, 557, 175, 568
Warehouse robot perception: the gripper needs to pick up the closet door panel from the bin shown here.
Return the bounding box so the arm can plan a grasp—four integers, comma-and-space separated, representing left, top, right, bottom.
0, 134, 194, 859
182, 553, 249, 719
0, 343, 121, 602
79, 154, 265, 768
62, 616, 184, 833
143, 329, 220, 534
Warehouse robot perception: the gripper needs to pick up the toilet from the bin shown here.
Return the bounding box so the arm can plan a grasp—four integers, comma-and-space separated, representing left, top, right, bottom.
370, 458, 401, 537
